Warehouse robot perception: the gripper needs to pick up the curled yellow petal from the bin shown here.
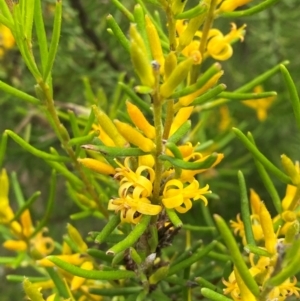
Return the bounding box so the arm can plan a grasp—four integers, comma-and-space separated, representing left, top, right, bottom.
78, 158, 115, 175
126, 101, 155, 139
114, 120, 155, 152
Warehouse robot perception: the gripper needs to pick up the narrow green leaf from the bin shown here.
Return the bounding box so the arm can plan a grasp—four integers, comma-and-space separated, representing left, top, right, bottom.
168, 241, 217, 276
95, 214, 121, 244
106, 15, 130, 53
232, 128, 291, 184
46, 267, 69, 299
46, 160, 83, 187
0, 131, 8, 168
34, 0, 48, 72
118, 82, 152, 114
175, 1, 207, 19
23, 0, 35, 41
47, 256, 136, 280
5, 130, 71, 163
247, 133, 282, 213
0, 0, 13, 22
31, 170, 56, 237
43, 0, 62, 82
221, 0, 280, 18
192, 84, 226, 106
280, 64, 300, 131
201, 288, 233, 301
244, 245, 271, 257
68, 131, 99, 147
10, 171, 25, 207
111, 0, 134, 21
214, 214, 260, 297
107, 215, 151, 255
89, 287, 143, 296
167, 121, 191, 144
159, 153, 218, 170
81, 144, 147, 157
0, 81, 39, 104
11, 191, 41, 222
219, 91, 277, 100
166, 209, 183, 228
238, 171, 256, 246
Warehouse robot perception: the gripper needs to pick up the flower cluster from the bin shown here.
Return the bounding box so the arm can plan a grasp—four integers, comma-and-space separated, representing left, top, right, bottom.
224, 162, 300, 300
0, 169, 54, 256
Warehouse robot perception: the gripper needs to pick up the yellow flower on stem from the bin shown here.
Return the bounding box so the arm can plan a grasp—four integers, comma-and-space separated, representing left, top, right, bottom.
0, 169, 54, 256
162, 179, 210, 213
108, 195, 161, 224
243, 85, 276, 121
114, 158, 155, 198
0, 24, 15, 58
205, 23, 246, 61
217, 0, 252, 13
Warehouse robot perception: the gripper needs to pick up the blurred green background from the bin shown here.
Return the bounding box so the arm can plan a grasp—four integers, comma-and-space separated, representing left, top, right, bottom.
0, 0, 299, 299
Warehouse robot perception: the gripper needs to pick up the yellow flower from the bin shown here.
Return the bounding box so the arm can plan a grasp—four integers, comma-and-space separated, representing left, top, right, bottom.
243, 85, 276, 121
114, 158, 155, 198
108, 195, 161, 224
205, 23, 246, 61
218, 0, 252, 12
0, 24, 15, 58
0, 169, 54, 256
162, 179, 210, 213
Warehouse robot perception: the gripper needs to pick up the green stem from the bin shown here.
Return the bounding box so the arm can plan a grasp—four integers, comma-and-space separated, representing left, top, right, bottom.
152, 70, 164, 205
37, 81, 108, 218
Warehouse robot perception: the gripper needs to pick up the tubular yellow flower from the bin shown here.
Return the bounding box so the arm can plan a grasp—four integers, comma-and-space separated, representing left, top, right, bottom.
162, 179, 210, 213
242, 85, 276, 121
145, 15, 165, 74
3, 239, 27, 251
249, 188, 262, 216
0, 25, 15, 58
282, 184, 298, 211
218, 0, 252, 12
259, 202, 277, 255
78, 158, 115, 175
114, 120, 156, 152
126, 101, 155, 139
92, 124, 116, 147
169, 106, 194, 136
108, 195, 161, 224
281, 154, 300, 185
